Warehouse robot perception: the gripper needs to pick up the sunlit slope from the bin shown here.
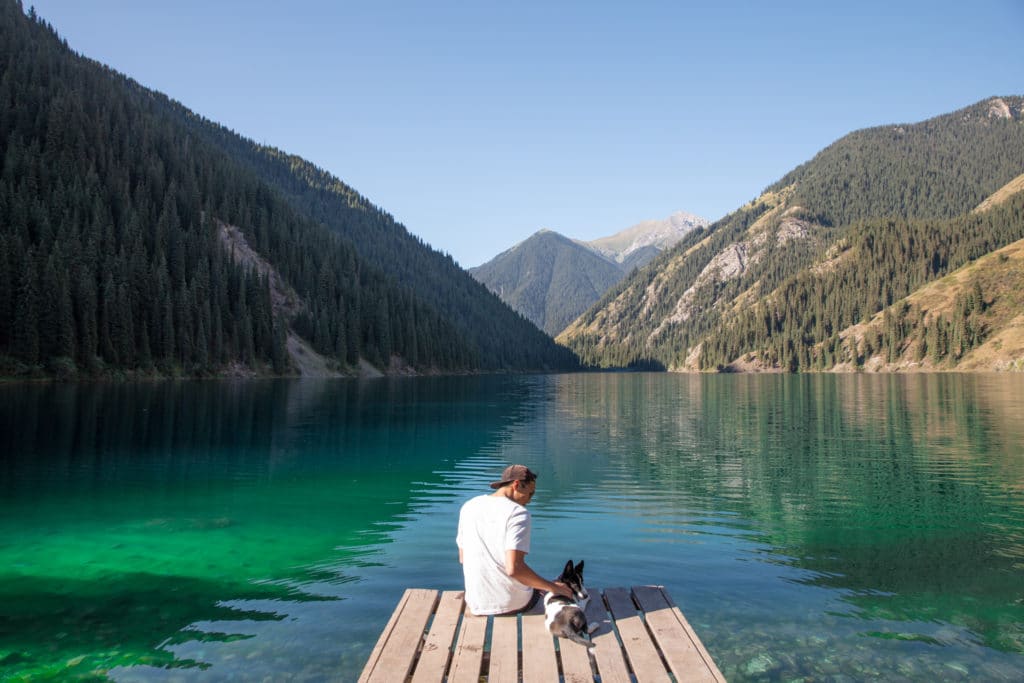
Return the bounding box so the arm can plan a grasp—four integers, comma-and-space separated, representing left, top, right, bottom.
560, 97, 1024, 372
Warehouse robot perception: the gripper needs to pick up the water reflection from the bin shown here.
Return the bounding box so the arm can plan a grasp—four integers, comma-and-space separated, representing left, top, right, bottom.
549, 373, 1024, 668
0, 377, 541, 680
2, 374, 1023, 681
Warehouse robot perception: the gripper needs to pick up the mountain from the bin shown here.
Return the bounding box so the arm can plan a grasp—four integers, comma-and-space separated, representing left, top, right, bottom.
0, 2, 578, 378
471, 213, 705, 336
583, 211, 709, 269
559, 97, 1024, 372
469, 230, 625, 336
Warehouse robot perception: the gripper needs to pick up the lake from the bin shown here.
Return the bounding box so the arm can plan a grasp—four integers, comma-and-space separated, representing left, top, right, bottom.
1, 373, 1023, 681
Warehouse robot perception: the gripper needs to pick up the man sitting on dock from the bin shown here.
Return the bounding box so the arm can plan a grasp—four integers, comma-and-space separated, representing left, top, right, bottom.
456, 464, 572, 615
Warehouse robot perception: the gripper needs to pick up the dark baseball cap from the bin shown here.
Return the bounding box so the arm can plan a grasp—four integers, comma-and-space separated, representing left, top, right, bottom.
489, 464, 537, 489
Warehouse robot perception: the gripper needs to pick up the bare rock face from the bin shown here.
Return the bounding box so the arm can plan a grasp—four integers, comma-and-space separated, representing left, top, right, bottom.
707, 243, 750, 280
777, 216, 811, 245
217, 221, 304, 319
219, 220, 345, 376
648, 242, 752, 336
987, 97, 1012, 120
647, 201, 818, 344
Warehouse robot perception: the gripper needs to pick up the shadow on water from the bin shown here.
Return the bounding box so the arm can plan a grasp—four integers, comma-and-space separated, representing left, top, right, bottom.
0, 376, 544, 680
0, 572, 323, 678
0, 376, 543, 492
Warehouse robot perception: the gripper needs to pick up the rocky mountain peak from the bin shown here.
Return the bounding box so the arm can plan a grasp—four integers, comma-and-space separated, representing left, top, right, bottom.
584, 211, 709, 263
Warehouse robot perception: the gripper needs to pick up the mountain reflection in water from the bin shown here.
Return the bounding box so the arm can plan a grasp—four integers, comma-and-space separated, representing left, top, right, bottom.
1, 374, 1022, 681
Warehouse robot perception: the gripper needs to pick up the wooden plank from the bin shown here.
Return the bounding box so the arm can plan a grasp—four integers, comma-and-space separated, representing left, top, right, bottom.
488, 616, 519, 683
448, 611, 487, 683
670, 606, 726, 683
631, 586, 721, 683
358, 589, 414, 683
604, 587, 670, 683
358, 589, 438, 683
649, 587, 727, 683
411, 590, 464, 683
361, 587, 722, 683
558, 622, 595, 683
585, 590, 631, 683
521, 613, 559, 682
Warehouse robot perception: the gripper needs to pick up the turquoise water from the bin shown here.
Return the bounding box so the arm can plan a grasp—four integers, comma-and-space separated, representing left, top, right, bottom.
1, 374, 1023, 681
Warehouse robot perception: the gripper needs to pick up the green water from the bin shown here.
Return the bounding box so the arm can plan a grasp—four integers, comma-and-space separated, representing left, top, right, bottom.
1, 374, 1022, 681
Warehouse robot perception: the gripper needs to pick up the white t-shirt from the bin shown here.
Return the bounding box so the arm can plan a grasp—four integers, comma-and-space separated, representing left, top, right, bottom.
456, 493, 532, 615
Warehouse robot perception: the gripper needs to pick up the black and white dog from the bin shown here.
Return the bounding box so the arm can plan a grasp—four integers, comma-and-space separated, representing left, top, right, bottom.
544, 559, 598, 650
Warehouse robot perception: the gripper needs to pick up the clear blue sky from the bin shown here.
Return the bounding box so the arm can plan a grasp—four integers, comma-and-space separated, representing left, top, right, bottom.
27, 0, 1024, 267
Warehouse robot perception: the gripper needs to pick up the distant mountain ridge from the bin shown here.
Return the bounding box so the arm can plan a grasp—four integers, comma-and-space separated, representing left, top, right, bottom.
559, 96, 1024, 372
470, 212, 707, 336
583, 211, 708, 266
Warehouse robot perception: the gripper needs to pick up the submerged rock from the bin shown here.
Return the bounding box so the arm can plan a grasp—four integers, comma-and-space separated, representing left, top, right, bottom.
944, 661, 971, 677
744, 653, 777, 676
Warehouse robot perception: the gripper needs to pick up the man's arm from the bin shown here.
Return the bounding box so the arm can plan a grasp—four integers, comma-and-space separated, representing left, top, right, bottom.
505, 550, 572, 597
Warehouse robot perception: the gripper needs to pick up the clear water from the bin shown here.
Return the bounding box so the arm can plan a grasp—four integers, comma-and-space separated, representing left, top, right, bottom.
1, 374, 1022, 681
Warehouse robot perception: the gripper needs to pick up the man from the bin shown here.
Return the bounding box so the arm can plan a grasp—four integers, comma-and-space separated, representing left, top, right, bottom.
456, 464, 572, 615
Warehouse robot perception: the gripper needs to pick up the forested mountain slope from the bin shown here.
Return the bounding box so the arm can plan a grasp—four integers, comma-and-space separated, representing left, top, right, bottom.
179, 122, 577, 372
0, 2, 577, 378
829, 230, 1024, 373
470, 230, 625, 336
559, 97, 1024, 372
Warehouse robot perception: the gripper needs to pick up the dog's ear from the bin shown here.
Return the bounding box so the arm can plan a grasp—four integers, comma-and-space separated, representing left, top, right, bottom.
574, 560, 584, 576
563, 559, 574, 576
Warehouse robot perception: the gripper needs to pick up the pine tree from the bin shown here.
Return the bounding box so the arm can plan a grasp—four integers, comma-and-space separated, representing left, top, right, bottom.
99, 272, 116, 364
74, 268, 97, 370
0, 236, 13, 349
12, 254, 39, 364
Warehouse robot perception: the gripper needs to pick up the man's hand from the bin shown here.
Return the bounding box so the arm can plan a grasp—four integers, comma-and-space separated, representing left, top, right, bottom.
550, 580, 573, 599
506, 550, 575, 597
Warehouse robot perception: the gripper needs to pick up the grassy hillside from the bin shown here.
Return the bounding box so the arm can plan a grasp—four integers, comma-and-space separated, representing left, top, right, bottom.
829, 196, 1024, 372
560, 97, 1024, 372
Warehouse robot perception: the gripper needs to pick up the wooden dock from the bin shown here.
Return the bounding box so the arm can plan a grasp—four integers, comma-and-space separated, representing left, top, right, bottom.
358, 585, 726, 682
